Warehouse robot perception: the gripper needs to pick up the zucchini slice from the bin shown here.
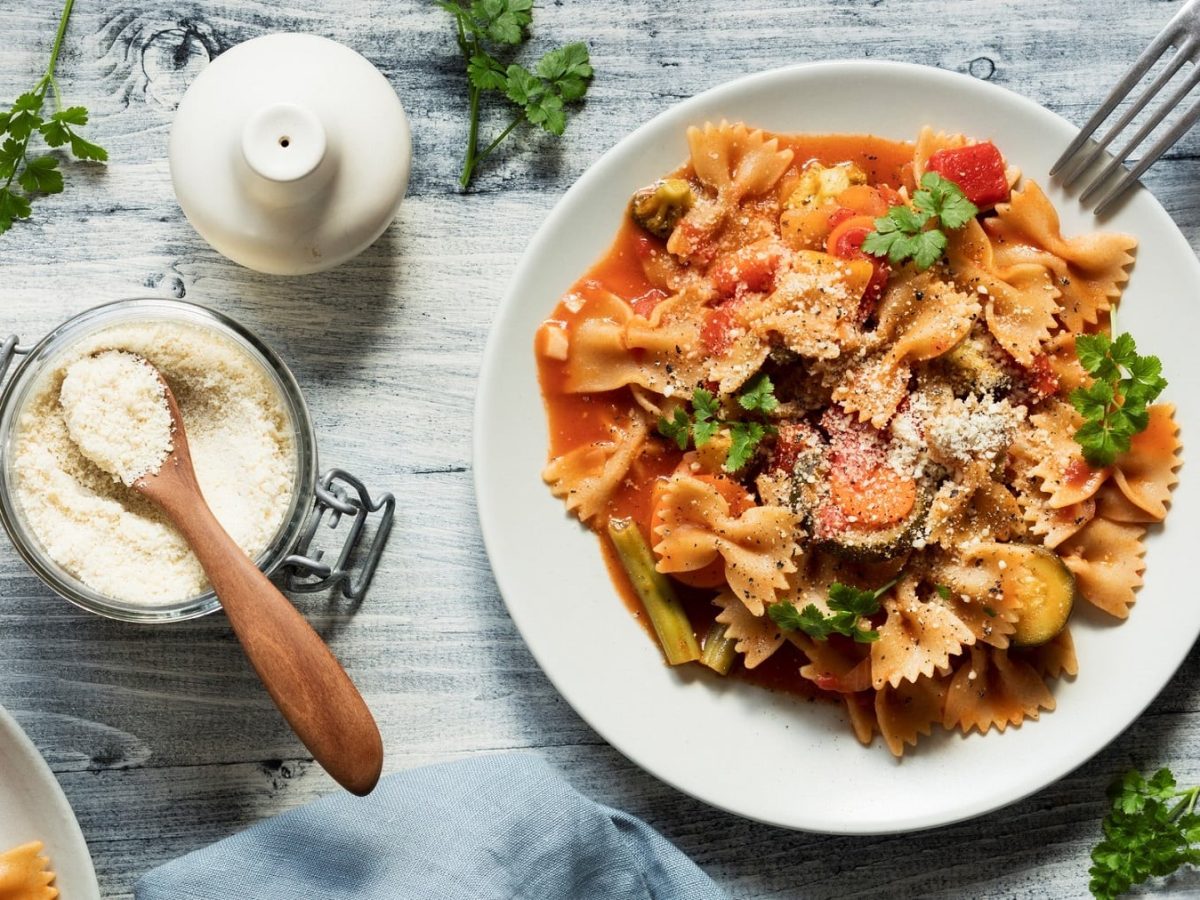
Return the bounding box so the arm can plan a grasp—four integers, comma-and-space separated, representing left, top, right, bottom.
1007, 546, 1079, 647
790, 448, 933, 563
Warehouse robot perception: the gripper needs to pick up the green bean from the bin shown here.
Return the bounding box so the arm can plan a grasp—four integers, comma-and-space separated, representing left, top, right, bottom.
606, 517, 700, 666
699, 621, 738, 675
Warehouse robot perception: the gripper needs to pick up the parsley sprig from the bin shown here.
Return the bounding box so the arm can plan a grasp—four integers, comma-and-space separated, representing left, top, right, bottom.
1070, 332, 1167, 467
439, 0, 592, 189
657, 374, 778, 473
861, 172, 978, 271
0, 0, 106, 235
767, 579, 896, 643
1090, 767, 1200, 899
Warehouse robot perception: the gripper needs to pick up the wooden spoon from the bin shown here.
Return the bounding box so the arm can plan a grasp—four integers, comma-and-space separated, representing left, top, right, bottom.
135, 365, 383, 796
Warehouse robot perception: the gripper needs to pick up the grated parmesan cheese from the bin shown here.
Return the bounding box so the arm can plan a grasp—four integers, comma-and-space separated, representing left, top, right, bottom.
59, 351, 174, 486
13, 321, 296, 606
926, 394, 1026, 465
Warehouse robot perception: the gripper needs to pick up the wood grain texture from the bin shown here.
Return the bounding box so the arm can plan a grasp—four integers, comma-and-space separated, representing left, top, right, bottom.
2, 0, 1200, 897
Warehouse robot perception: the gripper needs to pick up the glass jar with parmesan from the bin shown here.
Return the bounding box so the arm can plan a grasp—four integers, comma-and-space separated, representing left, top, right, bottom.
0, 299, 392, 622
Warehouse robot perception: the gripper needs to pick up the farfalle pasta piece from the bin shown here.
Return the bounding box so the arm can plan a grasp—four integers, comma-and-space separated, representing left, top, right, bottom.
1059, 517, 1147, 619
742, 250, 874, 360
943, 647, 1055, 735
945, 219, 1059, 366
929, 550, 1022, 649
705, 321, 771, 394
0, 842, 57, 900
926, 461, 1024, 547
713, 590, 784, 669
789, 631, 872, 693
562, 285, 713, 394
1011, 456, 1096, 549
1042, 330, 1089, 394
843, 692, 879, 746
1095, 481, 1159, 524
875, 672, 950, 757
1109, 404, 1180, 521
871, 577, 974, 689
1021, 494, 1095, 550
986, 181, 1136, 332
1019, 628, 1079, 681
542, 414, 648, 524
835, 273, 978, 426
653, 472, 800, 615
1021, 401, 1108, 508
667, 122, 794, 261
686, 120, 795, 204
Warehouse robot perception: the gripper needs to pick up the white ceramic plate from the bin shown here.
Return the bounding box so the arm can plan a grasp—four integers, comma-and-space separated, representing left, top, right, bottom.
0, 705, 100, 898
474, 60, 1199, 833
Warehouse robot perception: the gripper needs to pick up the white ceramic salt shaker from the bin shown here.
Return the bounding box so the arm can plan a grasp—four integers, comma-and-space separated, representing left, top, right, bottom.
169, 33, 411, 276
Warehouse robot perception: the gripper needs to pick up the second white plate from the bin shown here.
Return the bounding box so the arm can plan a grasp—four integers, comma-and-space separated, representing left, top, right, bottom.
0, 704, 99, 898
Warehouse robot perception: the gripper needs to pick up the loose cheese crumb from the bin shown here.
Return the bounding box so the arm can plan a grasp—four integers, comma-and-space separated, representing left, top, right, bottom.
59, 351, 173, 486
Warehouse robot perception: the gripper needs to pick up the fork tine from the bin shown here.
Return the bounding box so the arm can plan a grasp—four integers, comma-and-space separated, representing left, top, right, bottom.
1092, 93, 1200, 216
1058, 40, 1195, 187
1079, 61, 1200, 207
1051, 26, 1179, 175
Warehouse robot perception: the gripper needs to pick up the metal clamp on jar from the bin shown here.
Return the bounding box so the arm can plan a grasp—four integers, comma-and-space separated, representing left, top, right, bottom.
0, 298, 394, 623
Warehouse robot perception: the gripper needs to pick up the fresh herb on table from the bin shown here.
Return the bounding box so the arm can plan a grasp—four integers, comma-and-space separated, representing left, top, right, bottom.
767, 579, 896, 643
438, 0, 593, 190
656, 374, 778, 473
1070, 332, 1167, 467
862, 171, 978, 271
1089, 767, 1200, 899
0, 0, 107, 235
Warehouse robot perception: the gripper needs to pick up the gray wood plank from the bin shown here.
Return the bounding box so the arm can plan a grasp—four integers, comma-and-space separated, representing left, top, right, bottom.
3, 0, 1200, 897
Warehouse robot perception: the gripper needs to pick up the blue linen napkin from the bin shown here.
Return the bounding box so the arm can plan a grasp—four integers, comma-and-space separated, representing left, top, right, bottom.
135, 753, 727, 900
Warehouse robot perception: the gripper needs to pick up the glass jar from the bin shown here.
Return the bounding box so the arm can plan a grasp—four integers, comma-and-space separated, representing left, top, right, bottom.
0, 298, 393, 623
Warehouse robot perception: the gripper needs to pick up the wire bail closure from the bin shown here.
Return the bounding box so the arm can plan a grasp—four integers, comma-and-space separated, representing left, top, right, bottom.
0, 336, 29, 385
280, 468, 395, 600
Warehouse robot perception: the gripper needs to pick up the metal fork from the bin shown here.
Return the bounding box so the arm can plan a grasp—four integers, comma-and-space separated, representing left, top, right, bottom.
1052, 0, 1200, 215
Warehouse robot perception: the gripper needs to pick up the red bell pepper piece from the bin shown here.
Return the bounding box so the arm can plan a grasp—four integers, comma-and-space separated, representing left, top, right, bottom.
825, 214, 891, 323
926, 142, 1010, 207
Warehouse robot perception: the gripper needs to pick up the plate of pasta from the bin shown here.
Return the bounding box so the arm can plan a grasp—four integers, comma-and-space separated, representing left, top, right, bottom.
474, 60, 1195, 833
0, 704, 99, 898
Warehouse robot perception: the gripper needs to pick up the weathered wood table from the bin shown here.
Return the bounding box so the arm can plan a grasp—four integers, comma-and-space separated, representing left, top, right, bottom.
3, 1, 1199, 897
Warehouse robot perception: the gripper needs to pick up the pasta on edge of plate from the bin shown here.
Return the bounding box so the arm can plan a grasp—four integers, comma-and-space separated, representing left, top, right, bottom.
534, 123, 1181, 756
0, 841, 58, 900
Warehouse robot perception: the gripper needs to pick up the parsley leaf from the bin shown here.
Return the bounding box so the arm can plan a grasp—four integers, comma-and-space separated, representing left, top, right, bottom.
0, 8, 106, 237
441, 2, 592, 189
657, 408, 691, 451
467, 54, 508, 91
935, 583, 952, 601
1069, 332, 1167, 467
737, 373, 779, 414
767, 579, 897, 644
913, 171, 978, 229
690, 388, 720, 447
725, 421, 767, 473
654, 379, 778, 472
1089, 767, 1200, 900
17, 154, 62, 194
862, 171, 977, 272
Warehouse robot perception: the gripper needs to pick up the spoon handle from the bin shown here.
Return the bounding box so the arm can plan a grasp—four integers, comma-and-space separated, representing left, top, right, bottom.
162, 491, 383, 795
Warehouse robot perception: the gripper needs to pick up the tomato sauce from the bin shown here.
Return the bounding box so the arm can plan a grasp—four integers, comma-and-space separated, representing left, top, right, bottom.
535, 133, 914, 701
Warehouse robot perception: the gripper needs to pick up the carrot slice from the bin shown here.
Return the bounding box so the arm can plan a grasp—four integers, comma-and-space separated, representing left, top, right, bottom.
830, 464, 917, 528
